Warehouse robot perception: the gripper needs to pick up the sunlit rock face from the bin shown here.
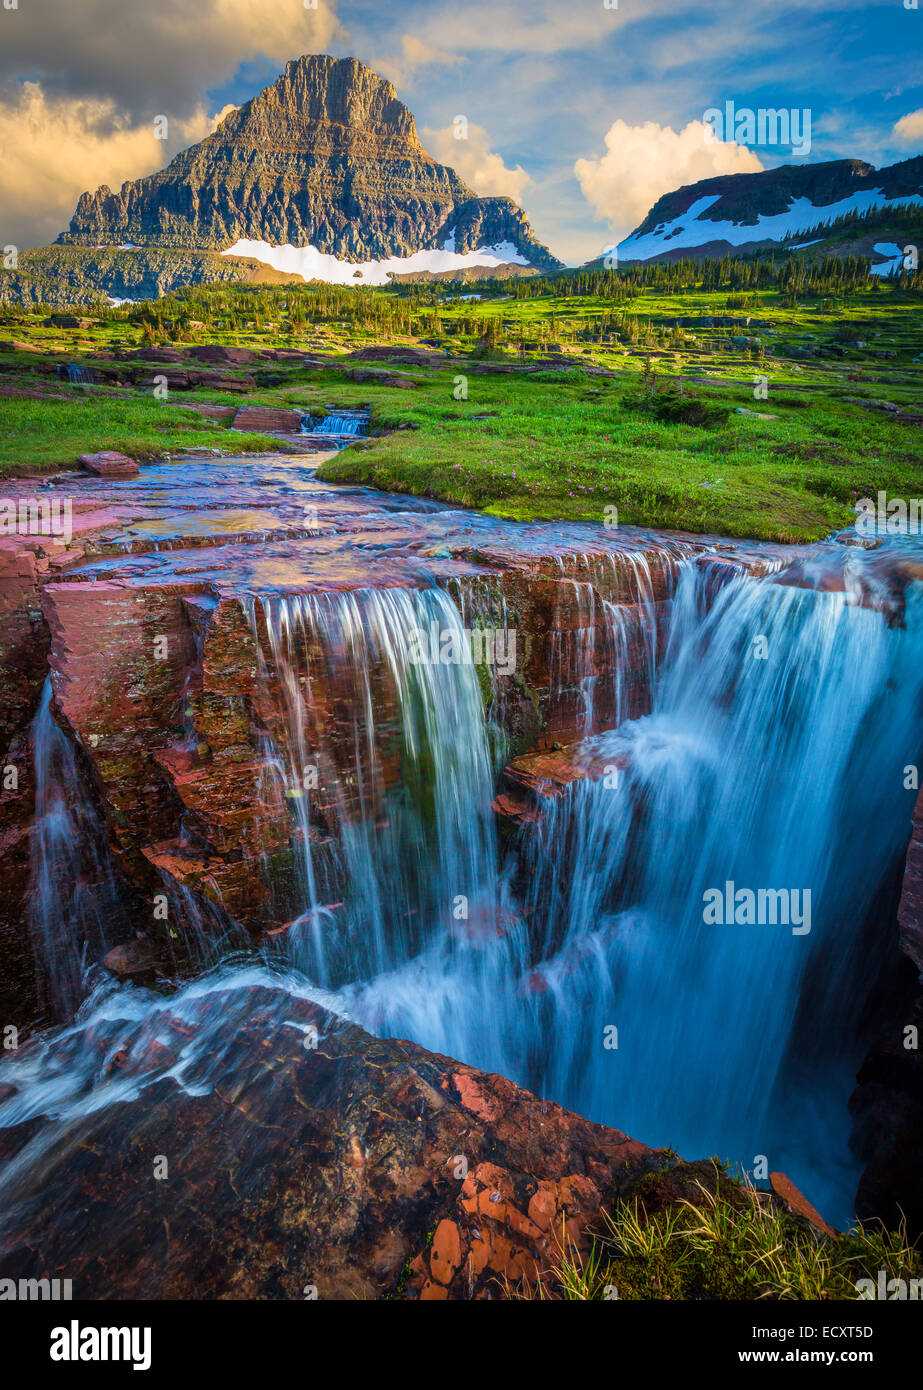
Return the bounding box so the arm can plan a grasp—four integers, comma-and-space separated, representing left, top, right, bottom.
58, 54, 561, 273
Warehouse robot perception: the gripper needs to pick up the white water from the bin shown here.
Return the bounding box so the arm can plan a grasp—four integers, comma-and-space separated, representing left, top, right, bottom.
248, 586, 506, 987
321, 564, 923, 1223
28, 680, 131, 1017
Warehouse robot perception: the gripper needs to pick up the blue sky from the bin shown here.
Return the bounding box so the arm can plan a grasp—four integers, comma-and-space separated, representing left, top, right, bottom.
1, 0, 920, 258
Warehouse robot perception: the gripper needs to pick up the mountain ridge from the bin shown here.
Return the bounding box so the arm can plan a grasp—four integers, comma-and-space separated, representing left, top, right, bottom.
58, 54, 561, 272
617, 154, 923, 264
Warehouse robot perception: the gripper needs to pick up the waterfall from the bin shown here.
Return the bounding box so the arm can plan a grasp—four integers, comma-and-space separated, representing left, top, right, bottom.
301, 411, 369, 441
247, 586, 505, 987
510, 564, 923, 1217
11, 544, 923, 1229
60, 363, 94, 385
28, 680, 131, 1019
324, 561, 923, 1222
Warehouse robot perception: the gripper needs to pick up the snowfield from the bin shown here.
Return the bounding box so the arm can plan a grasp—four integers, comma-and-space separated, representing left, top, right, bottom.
618, 188, 923, 262
221, 238, 530, 285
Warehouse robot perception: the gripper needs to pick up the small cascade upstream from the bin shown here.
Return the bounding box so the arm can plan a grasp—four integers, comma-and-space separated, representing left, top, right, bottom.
55, 362, 95, 385
300, 410, 369, 447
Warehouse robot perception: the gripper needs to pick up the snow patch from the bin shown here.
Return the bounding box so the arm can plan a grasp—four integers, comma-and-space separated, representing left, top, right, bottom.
222, 238, 529, 286
619, 188, 923, 262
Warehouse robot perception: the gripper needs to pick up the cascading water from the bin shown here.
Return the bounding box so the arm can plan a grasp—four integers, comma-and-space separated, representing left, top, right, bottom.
312, 560, 923, 1224
506, 565, 923, 1220
300, 410, 369, 445
59, 363, 94, 385
247, 585, 507, 988
29, 679, 132, 1020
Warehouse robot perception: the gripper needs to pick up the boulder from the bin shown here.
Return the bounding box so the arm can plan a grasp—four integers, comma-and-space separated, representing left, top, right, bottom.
232, 406, 305, 433
348, 368, 417, 387
129, 347, 185, 364
167, 401, 237, 422
101, 938, 163, 977
189, 345, 256, 366
78, 451, 139, 478
0, 980, 653, 1298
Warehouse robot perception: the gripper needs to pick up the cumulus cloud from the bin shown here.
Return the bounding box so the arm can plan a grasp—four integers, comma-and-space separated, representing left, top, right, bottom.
375, 35, 463, 87
893, 110, 923, 145
0, 0, 344, 118
0, 0, 343, 248
0, 83, 234, 250
423, 122, 531, 203
575, 119, 763, 241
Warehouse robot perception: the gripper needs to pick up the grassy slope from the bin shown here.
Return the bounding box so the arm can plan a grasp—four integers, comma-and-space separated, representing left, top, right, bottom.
0, 392, 276, 473
314, 368, 921, 543
508, 1159, 922, 1301
1, 280, 920, 540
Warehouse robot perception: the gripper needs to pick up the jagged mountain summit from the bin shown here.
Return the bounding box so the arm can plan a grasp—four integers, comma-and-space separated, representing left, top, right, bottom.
58, 53, 561, 278
617, 155, 923, 265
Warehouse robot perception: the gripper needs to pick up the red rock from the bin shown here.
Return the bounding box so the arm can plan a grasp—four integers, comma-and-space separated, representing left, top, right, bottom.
429, 1220, 463, 1285
102, 939, 162, 977
167, 402, 237, 422
0, 982, 656, 1299
189, 345, 256, 366
232, 406, 304, 433
78, 451, 139, 478
769, 1172, 837, 1237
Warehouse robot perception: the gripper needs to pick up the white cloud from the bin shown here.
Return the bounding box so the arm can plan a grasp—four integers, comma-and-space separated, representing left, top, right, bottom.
0, 84, 234, 250
893, 110, 923, 145
423, 122, 531, 203
575, 119, 764, 241
375, 35, 463, 87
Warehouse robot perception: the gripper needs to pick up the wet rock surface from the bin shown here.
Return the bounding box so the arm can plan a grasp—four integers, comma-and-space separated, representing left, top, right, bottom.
0, 978, 652, 1299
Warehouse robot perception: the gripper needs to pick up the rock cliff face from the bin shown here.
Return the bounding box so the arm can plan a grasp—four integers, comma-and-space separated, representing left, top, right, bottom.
58, 55, 560, 271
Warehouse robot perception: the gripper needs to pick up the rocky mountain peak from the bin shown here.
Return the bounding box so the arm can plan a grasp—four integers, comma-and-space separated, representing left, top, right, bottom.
215, 54, 427, 158
57, 52, 561, 271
